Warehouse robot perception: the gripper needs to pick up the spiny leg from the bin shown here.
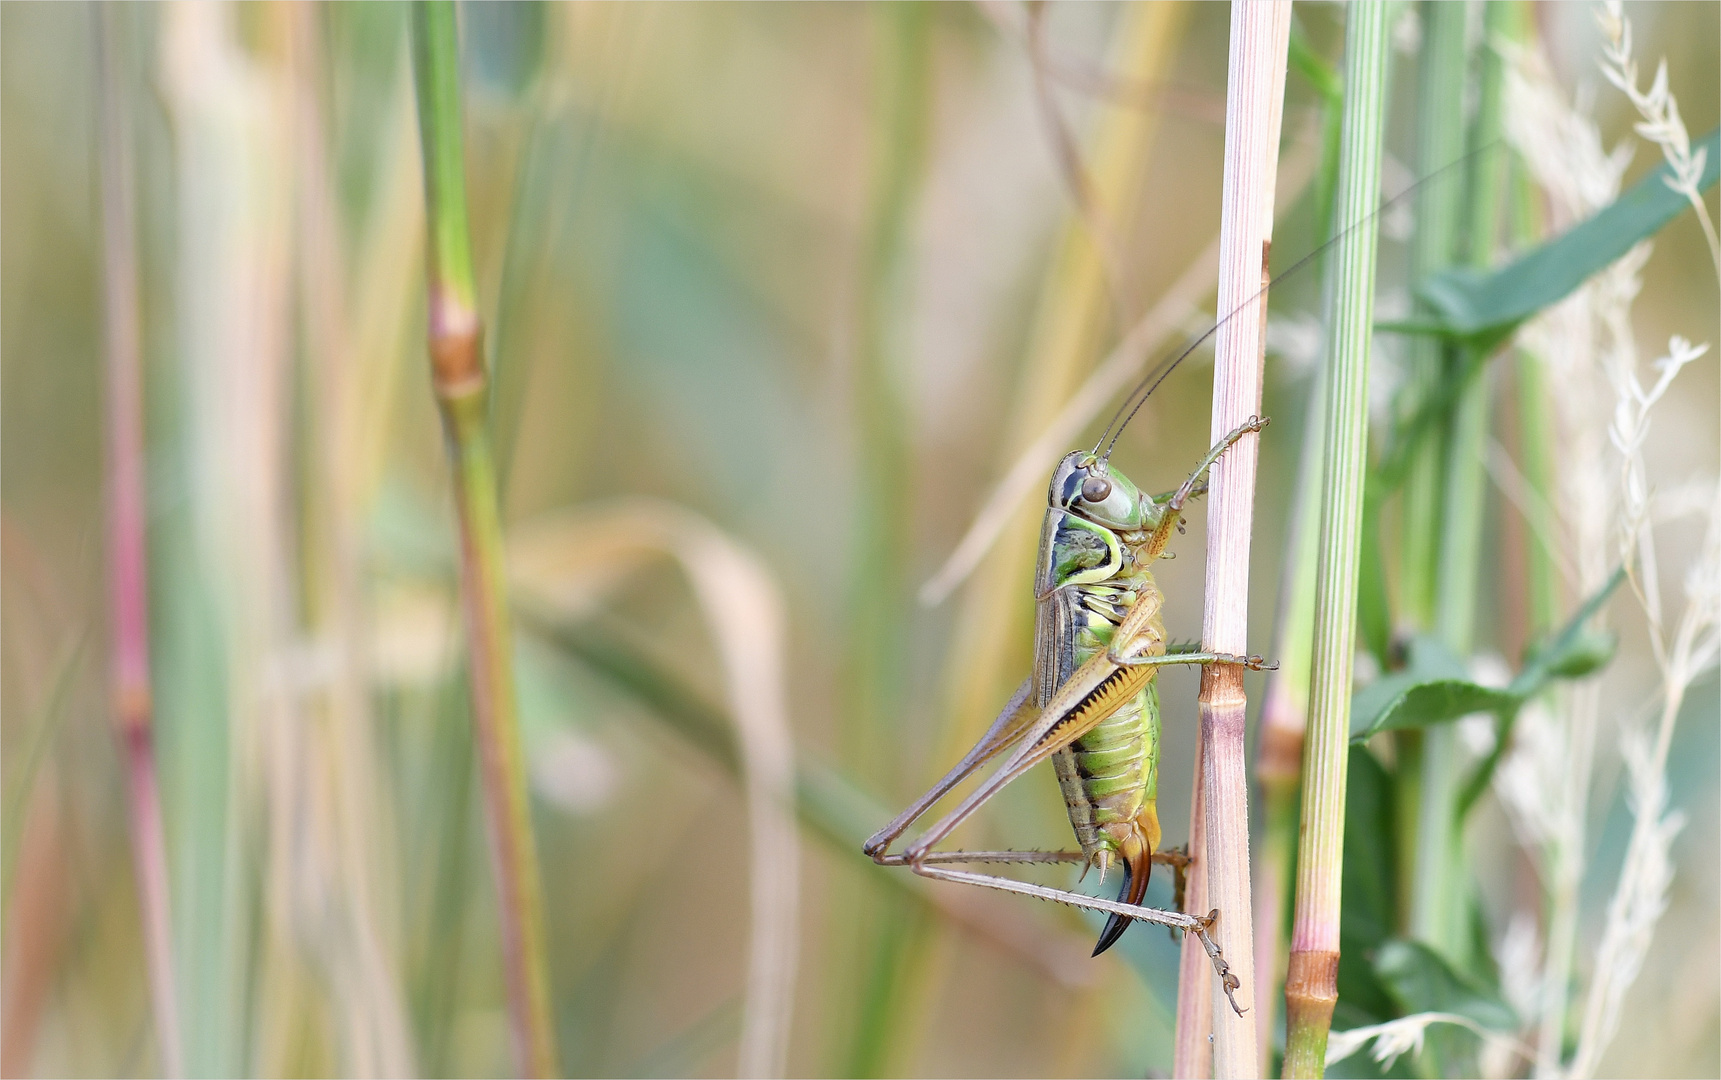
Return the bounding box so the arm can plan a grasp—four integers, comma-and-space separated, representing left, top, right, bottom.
1153, 845, 1191, 938
907, 860, 1246, 1015
1165, 415, 1270, 515
1107, 649, 1277, 671
1146, 415, 1269, 557
864, 677, 1036, 859
893, 850, 1087, 867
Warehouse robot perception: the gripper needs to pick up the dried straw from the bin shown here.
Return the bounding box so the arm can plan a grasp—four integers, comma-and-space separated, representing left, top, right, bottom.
1186, 4, 1291, 1076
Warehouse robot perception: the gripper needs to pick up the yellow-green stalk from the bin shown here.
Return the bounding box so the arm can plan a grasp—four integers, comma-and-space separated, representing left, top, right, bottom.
841, 6, 933, 1075
97, 9, 183, 1074
1414, 0, 1509, 961
410, 5, 557, 1075
1396, 0, 1466, 943
1282, 5, 1390, 1075
1252, 41, 1346, 1064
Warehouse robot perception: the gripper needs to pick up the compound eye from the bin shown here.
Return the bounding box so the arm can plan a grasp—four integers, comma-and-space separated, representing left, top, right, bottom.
1081, 474, 1112, 503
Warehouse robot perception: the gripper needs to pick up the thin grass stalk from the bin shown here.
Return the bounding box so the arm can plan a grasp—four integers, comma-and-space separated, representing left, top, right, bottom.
1397, 0, 1467, 945
1250, 60, 1349, 1067
1250, 367, 1321, 1074
1419, 0, 1510, 965
97, 10, 183, 1074
1280, 5, 1390, 1075
410, 5, 558, 1075
1193, 5, 1291, 1075
287, 6, 416, 1071
842, 6, 933, 1074
1174, 737, 1213, 1079
0, 769, 69, 1077
1505, 39, 1561, 645
1397, 0, 1467, 631
1504, 122, 1561, 644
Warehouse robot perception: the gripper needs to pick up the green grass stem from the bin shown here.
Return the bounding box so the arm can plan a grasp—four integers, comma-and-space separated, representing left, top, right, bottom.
1252, 48, 1349, 1058
1397, 0, 1468, 630
1396, 0, 1468, 952
1413, 0, 1509, 963
1282, 4, 1389, 1075
840, 6, 933, 1074
410, 5, 558, 1075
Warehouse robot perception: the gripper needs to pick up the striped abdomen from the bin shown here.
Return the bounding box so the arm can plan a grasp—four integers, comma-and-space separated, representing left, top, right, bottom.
1047, 574, 1165, 873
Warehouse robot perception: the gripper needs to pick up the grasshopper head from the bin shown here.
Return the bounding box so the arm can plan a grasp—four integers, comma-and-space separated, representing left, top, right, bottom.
1049, 451, 1158, 531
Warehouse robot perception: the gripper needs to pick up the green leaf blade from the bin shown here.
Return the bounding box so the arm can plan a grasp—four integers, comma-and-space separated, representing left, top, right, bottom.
1419, 128, 1719, 339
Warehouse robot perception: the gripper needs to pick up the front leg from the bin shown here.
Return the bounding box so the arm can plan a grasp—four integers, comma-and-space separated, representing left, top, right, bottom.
1146, 415, 1269, 557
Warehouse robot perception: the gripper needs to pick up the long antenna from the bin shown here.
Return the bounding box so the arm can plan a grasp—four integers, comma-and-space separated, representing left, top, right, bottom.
1090, 142, 1491, 464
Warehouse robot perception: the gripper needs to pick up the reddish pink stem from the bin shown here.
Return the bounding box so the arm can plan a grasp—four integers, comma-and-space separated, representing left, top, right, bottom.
99, 12, 183, 1076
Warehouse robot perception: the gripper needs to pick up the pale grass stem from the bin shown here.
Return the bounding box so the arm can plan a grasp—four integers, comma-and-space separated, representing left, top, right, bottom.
158, 6, 297, 1069
1174, 737, 1214, 1078
286, 6, 416, 1072
1186, 4, 1290, 1076
1281, 5, 1389, 1075
97, 10, 183, 1075
410, 4, 557, 1075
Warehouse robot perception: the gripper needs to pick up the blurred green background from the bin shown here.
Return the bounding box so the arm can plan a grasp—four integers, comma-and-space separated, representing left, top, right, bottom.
2, 3, 1715, 1077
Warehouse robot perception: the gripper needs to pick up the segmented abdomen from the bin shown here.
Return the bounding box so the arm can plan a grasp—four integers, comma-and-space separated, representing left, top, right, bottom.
1053, 682, 1159, 857
1048, 574, 1164, 864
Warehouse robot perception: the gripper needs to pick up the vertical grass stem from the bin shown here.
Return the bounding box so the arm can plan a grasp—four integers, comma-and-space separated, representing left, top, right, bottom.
1195, 4, 1291, 1075
97, 10, 184, 1074
1399, 0, 1467, 948
1281, 4, 1389, 1075
1420, 0, 1510, 962
411, 5, 558, 1075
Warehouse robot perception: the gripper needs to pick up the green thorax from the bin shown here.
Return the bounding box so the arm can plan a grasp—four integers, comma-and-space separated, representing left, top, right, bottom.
1032, 453, 1166, 868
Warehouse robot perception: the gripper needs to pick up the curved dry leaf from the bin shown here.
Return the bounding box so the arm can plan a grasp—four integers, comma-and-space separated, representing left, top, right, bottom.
919, 122, 1321, 607
511, 499, 800, 1078
918, 233, 1219, 606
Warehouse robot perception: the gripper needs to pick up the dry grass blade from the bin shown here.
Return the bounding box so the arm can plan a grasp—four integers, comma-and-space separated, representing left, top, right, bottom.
159, 6, 298, 1070
511, 500, 801, 1078
286, 6, 416, 1072
919, 232, 1219, 607
919, 127, 1319, 609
